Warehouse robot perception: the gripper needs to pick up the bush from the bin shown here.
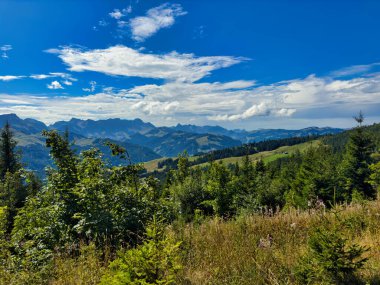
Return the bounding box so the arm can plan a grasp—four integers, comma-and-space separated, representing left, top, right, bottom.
101, 219, 182, 285
296, 224, 368, 284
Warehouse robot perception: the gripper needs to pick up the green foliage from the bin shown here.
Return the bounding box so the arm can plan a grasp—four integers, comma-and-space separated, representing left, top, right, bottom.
296, 223, 368, 284
369, 160, 380, 193
0, 122, 21, 179
11, 131, 157, 269
340, 116, 376, 200
172, 168, 211, 221
232, 155, 258, 211
203, 162, 234, 217
0, 123, 29, 235
176, 151, 189, 184
101, 219, 182, 285
2, 119, 380, 284
286, 146, 338, 209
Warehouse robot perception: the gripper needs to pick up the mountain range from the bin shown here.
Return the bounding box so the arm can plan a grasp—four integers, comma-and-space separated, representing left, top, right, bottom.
0, 114, 344, 175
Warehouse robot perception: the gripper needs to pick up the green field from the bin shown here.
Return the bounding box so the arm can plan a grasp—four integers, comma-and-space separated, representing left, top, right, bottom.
144, 140, 321, 172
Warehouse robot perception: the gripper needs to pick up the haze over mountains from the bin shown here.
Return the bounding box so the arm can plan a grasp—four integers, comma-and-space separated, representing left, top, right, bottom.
0, 113, 344, 174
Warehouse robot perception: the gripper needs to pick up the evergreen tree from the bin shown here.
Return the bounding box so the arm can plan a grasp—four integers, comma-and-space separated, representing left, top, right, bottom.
0, 122, 25, 234
176, 151, 189, 184
204, 162, 233, 217
0, 122, 20, 180
340, 112, 375, 199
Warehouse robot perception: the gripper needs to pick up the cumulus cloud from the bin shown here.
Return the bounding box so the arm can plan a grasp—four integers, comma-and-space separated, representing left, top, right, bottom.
47, 45, 244, 83
47, 81, 64, 90
131, 100, 180, 115
207, 103, 295, 121
109, 9, 124, 20
1, 45, 12, 59
1, 70, 380, 127
109, 5, 132, 20
129, 3, 187, 41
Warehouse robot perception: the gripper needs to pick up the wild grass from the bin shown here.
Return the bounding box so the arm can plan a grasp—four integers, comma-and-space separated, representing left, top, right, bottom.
175, 200, 380, 284
2, 199, 380, 284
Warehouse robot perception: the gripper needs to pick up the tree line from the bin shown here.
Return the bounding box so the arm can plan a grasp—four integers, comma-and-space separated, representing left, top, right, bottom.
157, 134, 321, 170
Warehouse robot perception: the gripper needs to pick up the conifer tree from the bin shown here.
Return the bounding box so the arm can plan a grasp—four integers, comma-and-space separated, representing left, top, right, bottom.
0, 122, 19, 180
0, 122, 25, 234
340, 112, 375, 199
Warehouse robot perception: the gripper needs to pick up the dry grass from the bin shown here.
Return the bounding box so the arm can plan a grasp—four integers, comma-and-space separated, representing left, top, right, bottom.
175, 201, 380, 285
49, 244, 108, 285
3, 200, 380, 284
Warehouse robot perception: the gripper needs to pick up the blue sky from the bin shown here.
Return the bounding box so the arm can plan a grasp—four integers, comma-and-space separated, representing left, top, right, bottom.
1, 0, 380, 129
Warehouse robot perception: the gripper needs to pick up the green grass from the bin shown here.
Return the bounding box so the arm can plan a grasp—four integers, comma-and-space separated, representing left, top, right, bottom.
143, 157, 168, 172
196, 140, 321, 167
143, 140, 321, 173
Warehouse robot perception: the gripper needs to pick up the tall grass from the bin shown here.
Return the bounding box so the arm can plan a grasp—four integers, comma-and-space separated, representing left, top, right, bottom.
2, 201, 380, 284
175, 201, 380, 284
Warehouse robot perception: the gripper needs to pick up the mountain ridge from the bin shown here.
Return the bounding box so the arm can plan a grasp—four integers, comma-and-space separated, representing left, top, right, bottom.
0, 113, 346, 174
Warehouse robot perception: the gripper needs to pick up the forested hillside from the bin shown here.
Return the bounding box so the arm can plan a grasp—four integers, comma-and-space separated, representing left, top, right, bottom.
0, 116, 379, 284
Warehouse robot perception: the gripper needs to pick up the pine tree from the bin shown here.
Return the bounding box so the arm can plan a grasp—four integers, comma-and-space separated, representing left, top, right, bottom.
340, 112, 375, 199
0, 122, 26, 234
0, 122, 19, 180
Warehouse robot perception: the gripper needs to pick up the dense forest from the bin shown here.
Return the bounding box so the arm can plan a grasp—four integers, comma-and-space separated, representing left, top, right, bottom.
0, 114, 380, 284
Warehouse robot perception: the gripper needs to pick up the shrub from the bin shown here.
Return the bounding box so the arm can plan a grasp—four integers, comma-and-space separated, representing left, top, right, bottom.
101, 219, 182, 285
296, 224, 368, 284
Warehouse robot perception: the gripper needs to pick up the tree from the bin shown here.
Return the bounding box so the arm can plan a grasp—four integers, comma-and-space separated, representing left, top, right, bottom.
340, 113, 375, 200
296, 224, 368, 284
176, 151, 189, 184
286, 146, 338, 208
0, 122, 20, 180
233, 155, 257, 209
204, 162, 233, 217
0, 122, 26, 234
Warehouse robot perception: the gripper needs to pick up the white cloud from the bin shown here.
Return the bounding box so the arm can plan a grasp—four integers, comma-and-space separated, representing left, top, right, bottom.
1, 45, 12, 59
131, 100, 180, 115
125, 5, 132, 14
129, 3, 187, 41
98, 20, 108, 27
330, 62, 380, 77
47, 45, 244, 83
82, 81, 97, 92
109, 5, 132, 20
207, 103, 295, 121
0, 70, 380, 127
47, 81, 64, 90
109, 9, 124, 20
0, 73, 76, 87
0, 75, 25, 81
30, 72, 76, 82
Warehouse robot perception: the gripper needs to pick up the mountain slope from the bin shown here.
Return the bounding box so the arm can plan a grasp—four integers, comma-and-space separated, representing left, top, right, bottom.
172, 123, 343, 142
0, 113, 48, 134
130, 128, 242, 157
51, 118, 155, 141
14, 131, 161, 175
